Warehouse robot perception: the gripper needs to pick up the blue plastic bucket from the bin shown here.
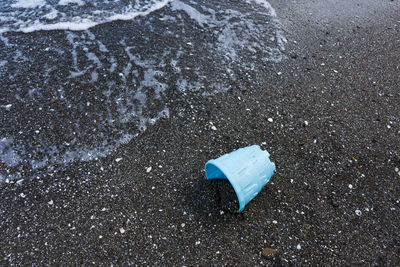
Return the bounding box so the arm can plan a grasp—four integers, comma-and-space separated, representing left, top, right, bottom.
205, 145, 275, 212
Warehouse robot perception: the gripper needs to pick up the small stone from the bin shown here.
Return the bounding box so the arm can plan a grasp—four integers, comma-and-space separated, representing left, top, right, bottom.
304, 121, 309, 126
99, 235, 103, 239
146, 166, 152, 173
211, 125, 217, 131
19, 193, 26, 198
272, 220, 278, 224
277, 72, 282, 76
355, 209, 362, 216
297, 244, 301, 250
348, 184, 353, 189
48, 200, 53, 205
333, 69, 338, 73
195, 241, 200, 245
267, 118, 273, 123
115, 158, 122, 162
262, 248, 276, 257
181, 223, 185, 228
119, 227, 125, 234
320, 63, 326, 66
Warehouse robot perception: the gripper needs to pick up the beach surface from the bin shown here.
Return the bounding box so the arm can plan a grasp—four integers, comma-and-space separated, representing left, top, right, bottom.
1, 0, 400, 265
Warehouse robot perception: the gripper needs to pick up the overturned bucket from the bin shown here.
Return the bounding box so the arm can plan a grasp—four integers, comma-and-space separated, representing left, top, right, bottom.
205, 145, 275, 212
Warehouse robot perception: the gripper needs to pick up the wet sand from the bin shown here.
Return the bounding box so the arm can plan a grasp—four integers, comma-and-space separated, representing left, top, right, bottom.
1, 0, 400, 265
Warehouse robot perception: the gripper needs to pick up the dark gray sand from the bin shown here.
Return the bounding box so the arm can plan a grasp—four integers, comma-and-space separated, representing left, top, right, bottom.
1, 0, 400, 265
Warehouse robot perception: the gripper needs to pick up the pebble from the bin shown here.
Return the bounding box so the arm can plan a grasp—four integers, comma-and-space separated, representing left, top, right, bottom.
262, 248, 276, 257
48, 200, 53, 205
355, 209, 362, 216
272, 220, 278, 224
348, 184, 353, 189
146, 166, 152, 173
211, 125, 217, 131
297, 244, 301, 250
115, 158, 122, 162
119, 227, 125, 234
2, 104, 12, 110
268, 118, 273, 123
304, 121, 309, 126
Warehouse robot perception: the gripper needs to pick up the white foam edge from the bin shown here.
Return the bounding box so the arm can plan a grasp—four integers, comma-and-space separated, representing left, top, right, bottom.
1, 0, 172, 33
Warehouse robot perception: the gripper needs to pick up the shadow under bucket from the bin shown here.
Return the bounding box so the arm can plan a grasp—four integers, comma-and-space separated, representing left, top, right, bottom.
205, 145, 275, 212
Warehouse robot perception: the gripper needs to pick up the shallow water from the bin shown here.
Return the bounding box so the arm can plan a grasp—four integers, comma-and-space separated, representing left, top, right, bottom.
0, 0, 285, 181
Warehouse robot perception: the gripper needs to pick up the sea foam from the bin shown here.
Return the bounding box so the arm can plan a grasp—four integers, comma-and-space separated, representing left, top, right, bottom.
0, 0, 286, 182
